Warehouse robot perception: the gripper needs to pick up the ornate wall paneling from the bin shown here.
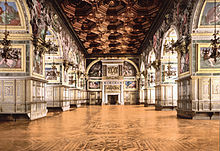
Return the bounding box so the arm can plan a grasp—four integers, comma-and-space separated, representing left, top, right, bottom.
45, 85, 70, 111
154, 27, 178, 110
86, 58, 139, 105
86, 60, 102, 105
27, 0, 87, 112
175, 0, 220, 119
0, 0, 51, 120
145, 50, 156, 106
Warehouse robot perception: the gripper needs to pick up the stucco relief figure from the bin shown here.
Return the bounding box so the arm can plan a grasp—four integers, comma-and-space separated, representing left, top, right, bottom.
180, 52, 189, 74
201, 2, 220, 25
123, 61, 136, 76
89, 62, 102, 77
33, 54, 43, 75
0, 2, 21, 26
27, 0, 49, 39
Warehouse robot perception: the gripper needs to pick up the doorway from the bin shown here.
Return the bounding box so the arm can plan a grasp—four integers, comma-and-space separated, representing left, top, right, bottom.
108, 95, 118, 105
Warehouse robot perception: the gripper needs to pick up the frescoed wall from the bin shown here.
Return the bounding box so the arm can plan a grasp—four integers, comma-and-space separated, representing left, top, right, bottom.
0, 1, 21, 26
200, 1, 220, 26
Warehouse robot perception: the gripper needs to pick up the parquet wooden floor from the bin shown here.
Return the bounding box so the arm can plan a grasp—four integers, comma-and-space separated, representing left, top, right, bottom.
0, 106, 219, 151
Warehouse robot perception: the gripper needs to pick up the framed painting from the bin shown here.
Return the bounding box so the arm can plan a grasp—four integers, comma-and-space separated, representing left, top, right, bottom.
88, 81, 101, 90
0, 44, 25, 72
197, 43, 220, 73
45, 64, 61, 83
124, 81, 137, 90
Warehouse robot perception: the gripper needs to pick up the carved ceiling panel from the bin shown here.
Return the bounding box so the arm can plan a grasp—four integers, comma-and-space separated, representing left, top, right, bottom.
59, 0, 163, 55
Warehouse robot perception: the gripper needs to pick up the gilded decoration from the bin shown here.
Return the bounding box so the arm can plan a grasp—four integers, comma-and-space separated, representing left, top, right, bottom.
106, 85, 120, 92
107, 65, 119, 77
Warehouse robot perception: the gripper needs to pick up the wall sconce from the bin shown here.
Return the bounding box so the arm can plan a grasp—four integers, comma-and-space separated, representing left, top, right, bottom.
63, 60, 69, 71
151, 60, 161, 71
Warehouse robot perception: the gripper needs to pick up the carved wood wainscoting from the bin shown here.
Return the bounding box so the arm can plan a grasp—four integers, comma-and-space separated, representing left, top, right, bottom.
0, 78, 47, 120
177, 76, 220, 119
45, 85, 71, 111
155, 84, 177, 111
145, 87, 155, 107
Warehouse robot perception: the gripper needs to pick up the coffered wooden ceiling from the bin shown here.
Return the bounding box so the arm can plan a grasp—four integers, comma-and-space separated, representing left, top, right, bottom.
57, 0, 165, 55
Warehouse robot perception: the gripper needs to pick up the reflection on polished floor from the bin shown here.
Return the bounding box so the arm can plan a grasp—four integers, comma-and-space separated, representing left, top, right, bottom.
0, 105, 219, 151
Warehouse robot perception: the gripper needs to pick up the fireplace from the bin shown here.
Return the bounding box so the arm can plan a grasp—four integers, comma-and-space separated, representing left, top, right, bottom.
108, 95, 118, 105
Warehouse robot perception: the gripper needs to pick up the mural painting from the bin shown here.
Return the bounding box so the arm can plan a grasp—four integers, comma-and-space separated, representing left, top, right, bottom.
89, 81, 101, 89
180, 51, 189, 74
200, 2, 220, 26
0, 48, 21, 68
0, 1, 21, 26
45, 67, 59, 81
123, 61, 136, 76
200, 46, 220, 68
125, 81, 136, 89
89, 61, 102, 77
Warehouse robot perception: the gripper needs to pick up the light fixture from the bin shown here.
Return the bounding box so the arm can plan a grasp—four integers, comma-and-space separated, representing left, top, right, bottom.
0, 0, 20, 62
32, 31, 58, 57
202, 0, 220, 62
164, 39, 175, 54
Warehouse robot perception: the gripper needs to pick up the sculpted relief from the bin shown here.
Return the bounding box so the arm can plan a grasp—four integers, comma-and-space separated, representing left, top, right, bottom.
107, 65, 119, 77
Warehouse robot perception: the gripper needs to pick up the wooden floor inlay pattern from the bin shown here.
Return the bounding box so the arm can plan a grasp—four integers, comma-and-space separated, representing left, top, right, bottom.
0, 106, 219, 151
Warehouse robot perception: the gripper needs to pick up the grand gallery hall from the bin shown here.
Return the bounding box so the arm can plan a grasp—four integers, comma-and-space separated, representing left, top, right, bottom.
0, 0, 219, 150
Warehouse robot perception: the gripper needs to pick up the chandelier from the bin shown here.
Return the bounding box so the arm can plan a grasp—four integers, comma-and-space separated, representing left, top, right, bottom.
202, 0, 220, 62
0, 0, 19, 62
33, 32, 59, 57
